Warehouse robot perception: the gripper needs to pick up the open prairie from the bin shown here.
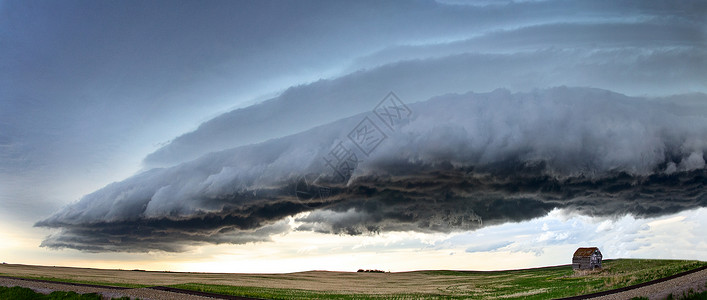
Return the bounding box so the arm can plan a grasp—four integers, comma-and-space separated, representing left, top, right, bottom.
1, 259, 705, 299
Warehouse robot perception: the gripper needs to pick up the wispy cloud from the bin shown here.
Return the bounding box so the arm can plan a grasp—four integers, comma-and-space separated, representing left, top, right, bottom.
466, 241, 512, 253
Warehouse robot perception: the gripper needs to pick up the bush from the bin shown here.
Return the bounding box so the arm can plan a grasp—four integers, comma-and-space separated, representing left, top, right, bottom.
356, 269, 385, 273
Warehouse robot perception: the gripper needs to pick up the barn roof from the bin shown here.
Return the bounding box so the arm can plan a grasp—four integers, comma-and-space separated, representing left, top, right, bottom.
573, 247, 600, 257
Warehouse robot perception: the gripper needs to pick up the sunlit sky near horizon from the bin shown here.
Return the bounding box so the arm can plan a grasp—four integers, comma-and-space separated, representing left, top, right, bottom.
1, 0, 706, 273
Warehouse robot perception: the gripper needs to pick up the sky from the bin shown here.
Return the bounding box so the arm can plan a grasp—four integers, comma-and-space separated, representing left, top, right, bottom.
1, 0, 706, 273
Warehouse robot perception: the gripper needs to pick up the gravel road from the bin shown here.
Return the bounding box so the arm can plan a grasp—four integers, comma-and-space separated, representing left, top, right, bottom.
591, 268, 707, 300
0, 276, 235, 300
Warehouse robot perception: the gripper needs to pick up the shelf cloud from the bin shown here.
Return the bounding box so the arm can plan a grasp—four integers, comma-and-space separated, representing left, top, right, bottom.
37, 87, 707, 252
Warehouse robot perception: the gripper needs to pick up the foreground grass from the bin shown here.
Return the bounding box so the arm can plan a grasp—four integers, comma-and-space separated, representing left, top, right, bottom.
169, 259, 707, 300
0, 273, 147, 289
679, 290, 707, 300
0, 285, 132, 300
170, 283, 440, 299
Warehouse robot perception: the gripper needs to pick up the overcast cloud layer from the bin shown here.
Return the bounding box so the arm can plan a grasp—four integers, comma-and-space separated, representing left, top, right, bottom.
142, 1, 707, 167
37, 88, 707, 252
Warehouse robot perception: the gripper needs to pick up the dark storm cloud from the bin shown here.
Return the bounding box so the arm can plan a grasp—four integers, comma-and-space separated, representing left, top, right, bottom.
7, 0, 574, 218
4, 0, 704, 223
37, 87, 707, 252
293, 165, 706, 236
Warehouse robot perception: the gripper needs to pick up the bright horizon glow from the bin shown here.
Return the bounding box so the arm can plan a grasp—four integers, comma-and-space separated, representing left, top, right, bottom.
4, 208, 704, 273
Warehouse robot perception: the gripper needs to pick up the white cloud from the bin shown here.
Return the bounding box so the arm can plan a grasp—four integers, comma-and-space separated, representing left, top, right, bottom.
171, 207, 707, 272
466, 241, 513, 253
434, 207, 707, 264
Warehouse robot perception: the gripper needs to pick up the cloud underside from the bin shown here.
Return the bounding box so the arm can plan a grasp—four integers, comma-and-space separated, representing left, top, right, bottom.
38, 166, 706, 252
36, 87, 707, 252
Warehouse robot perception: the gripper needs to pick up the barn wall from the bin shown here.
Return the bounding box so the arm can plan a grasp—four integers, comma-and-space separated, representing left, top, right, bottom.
572, 257, 593, 270
572, 257, 590, 265
590, 253, 602, 268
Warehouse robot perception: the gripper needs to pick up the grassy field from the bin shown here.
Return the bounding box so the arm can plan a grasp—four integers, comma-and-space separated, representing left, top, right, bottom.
1, 259, 705, 299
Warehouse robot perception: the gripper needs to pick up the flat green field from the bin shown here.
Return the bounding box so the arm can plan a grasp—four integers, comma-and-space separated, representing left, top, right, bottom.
1, 259, 705, 299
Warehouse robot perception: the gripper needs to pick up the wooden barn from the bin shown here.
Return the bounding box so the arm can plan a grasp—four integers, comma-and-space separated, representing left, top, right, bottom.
572, 247, 602, 270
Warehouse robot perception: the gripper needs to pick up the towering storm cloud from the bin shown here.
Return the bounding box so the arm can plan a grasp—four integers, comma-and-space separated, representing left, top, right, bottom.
37, 88, 707, 252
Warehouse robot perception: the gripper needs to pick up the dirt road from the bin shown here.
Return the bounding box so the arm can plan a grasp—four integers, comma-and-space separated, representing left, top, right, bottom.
0, 276, 257, 300
591, 268, 707, 300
